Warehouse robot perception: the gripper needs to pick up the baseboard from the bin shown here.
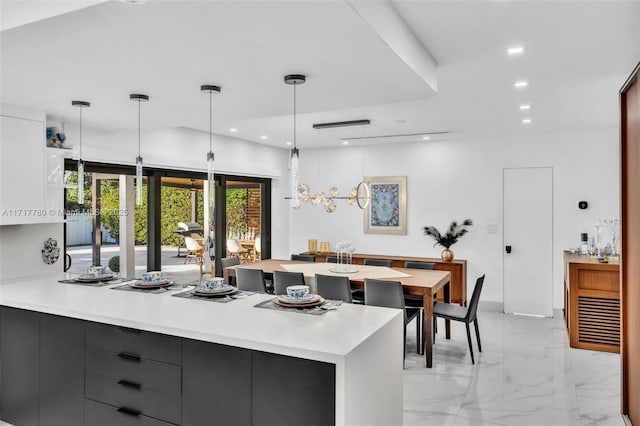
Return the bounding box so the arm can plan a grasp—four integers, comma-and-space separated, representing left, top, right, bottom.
478, 301, 503, 312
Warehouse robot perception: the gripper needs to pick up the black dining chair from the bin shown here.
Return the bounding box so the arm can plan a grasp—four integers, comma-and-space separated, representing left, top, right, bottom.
273, 270, 306, 295
315, 274, 352, 303
364, 278, 423, 360
236, 268, 267, 293
221, 256, 241, 286
363, 258, 393, 267
351, 258, 394, 304
433, 274, 485, 364
291, 254, 316, 262
325, 256, 347, 263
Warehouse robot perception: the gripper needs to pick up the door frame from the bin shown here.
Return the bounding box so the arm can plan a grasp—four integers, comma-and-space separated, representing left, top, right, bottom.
502, 166, 554, 316
215, 174, 272, 276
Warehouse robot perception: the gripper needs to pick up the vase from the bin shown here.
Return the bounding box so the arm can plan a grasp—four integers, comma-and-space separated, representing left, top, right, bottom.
441, 248, 454, 261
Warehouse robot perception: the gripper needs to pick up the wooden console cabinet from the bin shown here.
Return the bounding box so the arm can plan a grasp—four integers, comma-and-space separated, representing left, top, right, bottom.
302, 252, 467, 306
563, 252, 620, 353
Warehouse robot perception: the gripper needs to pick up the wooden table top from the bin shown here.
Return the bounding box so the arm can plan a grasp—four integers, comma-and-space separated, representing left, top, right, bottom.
225, 259, 450, 294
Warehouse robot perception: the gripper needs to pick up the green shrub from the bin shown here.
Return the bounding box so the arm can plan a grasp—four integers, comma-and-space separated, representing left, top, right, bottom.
108, 255, 120, 273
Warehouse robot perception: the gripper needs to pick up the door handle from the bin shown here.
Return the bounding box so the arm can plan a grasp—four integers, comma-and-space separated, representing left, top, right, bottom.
505, 245, 512, 254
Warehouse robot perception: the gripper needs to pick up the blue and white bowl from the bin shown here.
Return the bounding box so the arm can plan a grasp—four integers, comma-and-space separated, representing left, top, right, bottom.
87, 266, 108, 276
142, 271, 164, 283
286, 285, 309, 300
202, 277, 225, 291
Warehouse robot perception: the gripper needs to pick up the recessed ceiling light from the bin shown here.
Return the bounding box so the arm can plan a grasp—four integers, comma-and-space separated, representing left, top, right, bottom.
507, 46, 525, 56
285, 141, 292, 146
342, 140, 350, 145
519, 104, 531, 111
259, 135, 268, 140
522, 118, 532, 124
121, 0, 147, 4
229, 128, 238, 133
422, 135, 431, 140
514, 80, 528, 89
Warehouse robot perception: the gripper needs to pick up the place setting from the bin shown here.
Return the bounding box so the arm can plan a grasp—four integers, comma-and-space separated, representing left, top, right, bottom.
111, 271, 186, 294
254, 285, 341, 316
58, 266, 128, 286
173, 277, 254, 303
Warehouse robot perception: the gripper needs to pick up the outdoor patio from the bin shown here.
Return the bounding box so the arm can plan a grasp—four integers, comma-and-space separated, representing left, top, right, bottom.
67, 245, 207, 284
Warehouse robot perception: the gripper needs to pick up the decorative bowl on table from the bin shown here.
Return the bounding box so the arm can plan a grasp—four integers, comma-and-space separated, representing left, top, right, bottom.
286, 285, 309, 300
76, 266, 115, 282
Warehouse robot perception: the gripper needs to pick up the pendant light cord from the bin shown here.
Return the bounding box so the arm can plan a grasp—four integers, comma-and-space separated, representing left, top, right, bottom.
209, 90, 213, 152
79, 107, 83, 159
293, 82, 297, 149
137, 100, 141, 157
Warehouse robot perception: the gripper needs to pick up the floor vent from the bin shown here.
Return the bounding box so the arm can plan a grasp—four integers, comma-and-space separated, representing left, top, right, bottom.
578, 296, 620, 346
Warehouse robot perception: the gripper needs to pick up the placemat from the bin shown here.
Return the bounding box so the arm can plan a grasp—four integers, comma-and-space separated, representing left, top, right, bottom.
172, 289, 255, 303
58, 277, 134, 287
111, 282, 190, 294
253, 298, 342, 316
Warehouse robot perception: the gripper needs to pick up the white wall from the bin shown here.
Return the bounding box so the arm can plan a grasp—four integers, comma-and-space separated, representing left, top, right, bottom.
0, 223, 64, 281
289, 127, 619, 309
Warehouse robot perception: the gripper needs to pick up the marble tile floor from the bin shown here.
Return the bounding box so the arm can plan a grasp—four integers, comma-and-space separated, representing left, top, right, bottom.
403, 306, 622, 426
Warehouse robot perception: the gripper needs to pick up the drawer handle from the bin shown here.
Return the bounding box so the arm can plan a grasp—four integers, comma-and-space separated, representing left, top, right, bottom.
117, 406, 141, 417
117, 352, 141, 362
118, 379, 141, 390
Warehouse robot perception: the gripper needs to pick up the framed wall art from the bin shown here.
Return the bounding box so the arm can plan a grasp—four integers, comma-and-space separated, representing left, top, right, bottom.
363, 176, 407, 235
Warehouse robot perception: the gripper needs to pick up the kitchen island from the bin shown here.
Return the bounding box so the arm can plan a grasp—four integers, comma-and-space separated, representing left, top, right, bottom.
0, 275, 403, 426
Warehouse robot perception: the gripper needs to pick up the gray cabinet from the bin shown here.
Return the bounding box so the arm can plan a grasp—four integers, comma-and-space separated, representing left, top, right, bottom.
0, 307, 39, 426
1, 308, 337, 426
40, 312, 85, 425
0, 307, 85, 426
182, 339, 252, 426
252, 351, 335, 426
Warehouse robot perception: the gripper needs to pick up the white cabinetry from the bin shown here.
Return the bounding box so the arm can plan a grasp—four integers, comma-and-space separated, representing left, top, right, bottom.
0, 106, 63, 225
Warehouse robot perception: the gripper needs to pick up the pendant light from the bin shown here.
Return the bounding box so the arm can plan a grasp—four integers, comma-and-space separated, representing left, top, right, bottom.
130, 93, 149, 205
201, 85, 221, 208
71, 100, 90, 204
284, 74, 306, 209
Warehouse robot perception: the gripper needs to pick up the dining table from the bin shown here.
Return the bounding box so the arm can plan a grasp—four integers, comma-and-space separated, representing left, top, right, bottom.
224, 259, 452, 368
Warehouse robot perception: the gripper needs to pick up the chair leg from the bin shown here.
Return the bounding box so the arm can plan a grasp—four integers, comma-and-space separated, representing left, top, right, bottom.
465, 323, 475, 364
415, 311, 422, 354
433, 317, 437, 344
421, 312, 426, 355
403, 325, 407, 369
474, 318, 482, 352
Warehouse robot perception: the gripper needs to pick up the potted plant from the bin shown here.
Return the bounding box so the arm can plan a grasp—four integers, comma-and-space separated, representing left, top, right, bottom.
423, 219, 473, 261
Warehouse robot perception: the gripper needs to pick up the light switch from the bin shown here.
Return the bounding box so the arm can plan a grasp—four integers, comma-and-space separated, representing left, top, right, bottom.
487, 224, 498, 234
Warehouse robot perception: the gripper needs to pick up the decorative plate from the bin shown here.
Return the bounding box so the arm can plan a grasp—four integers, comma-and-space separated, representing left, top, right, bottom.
274, 295, 325, 308
192, 287, 237, 297
130, 279, 174, 289
76, 273, 116, 283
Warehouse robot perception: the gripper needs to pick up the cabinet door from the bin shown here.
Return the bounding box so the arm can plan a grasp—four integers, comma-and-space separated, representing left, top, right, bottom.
252, 351, 335, 426
182, 339, 251, 426
0, 115, 45, 225
39, 313, 85, 425
0, 306, 40, 426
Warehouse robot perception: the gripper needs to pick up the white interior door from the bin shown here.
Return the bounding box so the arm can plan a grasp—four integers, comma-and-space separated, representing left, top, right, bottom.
503, 167, 553, 317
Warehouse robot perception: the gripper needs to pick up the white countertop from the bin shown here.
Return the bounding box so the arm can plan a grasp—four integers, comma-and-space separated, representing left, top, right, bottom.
0, 275, 402, 364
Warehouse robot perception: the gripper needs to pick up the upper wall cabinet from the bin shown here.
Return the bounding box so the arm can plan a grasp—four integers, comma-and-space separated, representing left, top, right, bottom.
0, 105, 63, 225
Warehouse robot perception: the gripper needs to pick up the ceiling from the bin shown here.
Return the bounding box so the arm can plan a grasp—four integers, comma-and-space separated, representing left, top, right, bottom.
1, 0, 638, 149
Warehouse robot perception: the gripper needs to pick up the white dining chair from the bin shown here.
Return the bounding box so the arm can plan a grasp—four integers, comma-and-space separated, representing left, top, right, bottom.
227, 239, 249, 262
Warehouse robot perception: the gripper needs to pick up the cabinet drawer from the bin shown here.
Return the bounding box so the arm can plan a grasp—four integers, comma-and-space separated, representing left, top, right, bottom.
86, 372, 181, 424
86, 345, 181, 395
86, 322, 182, 366
85, 398, 177, 426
